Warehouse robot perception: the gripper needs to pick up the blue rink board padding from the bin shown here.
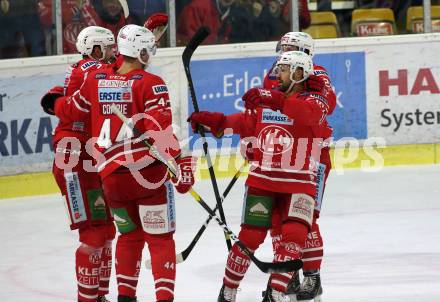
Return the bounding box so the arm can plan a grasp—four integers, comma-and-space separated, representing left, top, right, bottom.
188, 52, 367, 150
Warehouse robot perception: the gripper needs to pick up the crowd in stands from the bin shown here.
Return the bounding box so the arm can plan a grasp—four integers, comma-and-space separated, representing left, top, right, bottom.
0, 0, 438, 59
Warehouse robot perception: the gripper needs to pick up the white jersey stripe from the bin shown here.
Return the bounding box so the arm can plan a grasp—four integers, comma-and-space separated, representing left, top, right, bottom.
116, 274, 139, 281
155, 278, 175, 285
155, 287, 174, 295
302, 257, 323, 262
118, 282, 137, 290
72, 98, 90, 113
248, 171, 317, 185
250, 163, 317, 175
78, 292, 98, 299
97, 147, 151, 172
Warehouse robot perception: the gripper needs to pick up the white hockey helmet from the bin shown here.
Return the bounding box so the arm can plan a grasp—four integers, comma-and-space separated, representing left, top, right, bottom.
279, 32, 315, 58
117, 24, 156, 65
275, 51, 314, 91
76, 26, 115, 59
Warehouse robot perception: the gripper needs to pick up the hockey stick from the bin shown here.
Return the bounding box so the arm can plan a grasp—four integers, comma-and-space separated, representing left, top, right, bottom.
110, 104, 303, 274
145, 161, 247, 269
118, 0, 129, 19
183, 26, 233, 251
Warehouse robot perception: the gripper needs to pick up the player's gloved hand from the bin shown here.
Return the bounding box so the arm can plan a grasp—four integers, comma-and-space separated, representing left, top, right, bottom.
242, 87, 286, 111
41, 86, 64, 115
171, 156, 197, 194
187, 111, 225, 138
144, 13, 168, 42
306, 74, 325, 93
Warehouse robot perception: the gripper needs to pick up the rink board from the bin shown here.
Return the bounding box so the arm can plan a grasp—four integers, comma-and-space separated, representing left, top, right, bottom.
1, 142, 439, 199
1, 34, 440, 198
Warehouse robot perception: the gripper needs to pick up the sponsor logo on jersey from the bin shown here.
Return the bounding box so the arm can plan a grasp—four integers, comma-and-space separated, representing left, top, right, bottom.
314, 70, 328, 76
95, 73, 107, 79
131, 74, 143, 80
300, 92, 328, 106
257, 125, 294, 155
98, 87, 132, 102
72, 121, 84, 131
80, 60, 98, 71
65, 172, 87, 224
98, 79, 132, 88
261, 109, 293, 125
152, 85, 168, 95
250, 202, 269, 215
143, 210, 166, 229
165, 181, 176, 230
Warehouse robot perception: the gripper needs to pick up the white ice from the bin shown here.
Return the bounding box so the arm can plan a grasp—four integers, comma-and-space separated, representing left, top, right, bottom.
1, 165, 440, 302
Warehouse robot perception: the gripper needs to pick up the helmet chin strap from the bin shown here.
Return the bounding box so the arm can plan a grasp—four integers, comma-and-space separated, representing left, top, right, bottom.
286, 67, 306, 94
138, 53, 149, 67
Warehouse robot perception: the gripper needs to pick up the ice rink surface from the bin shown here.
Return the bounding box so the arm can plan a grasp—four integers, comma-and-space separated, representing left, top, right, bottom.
1, 165, 440, 302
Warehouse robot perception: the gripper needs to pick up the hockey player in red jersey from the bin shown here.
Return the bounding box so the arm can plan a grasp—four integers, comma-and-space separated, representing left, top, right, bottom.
188, 51, 332, 302
40, 26, 116, 302
48, 24, 195, 302
263, 32, 336, 301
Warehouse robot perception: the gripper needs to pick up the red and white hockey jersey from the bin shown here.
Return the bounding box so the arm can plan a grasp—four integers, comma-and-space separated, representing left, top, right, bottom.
223, 91, 332, 196
54, 66, 180, 179
52, 58, 103, 145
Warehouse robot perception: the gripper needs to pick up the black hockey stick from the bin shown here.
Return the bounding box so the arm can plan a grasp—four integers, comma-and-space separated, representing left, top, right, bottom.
145, 161, 247, 269
183, 26, 233, 251
111, 105, 303, 274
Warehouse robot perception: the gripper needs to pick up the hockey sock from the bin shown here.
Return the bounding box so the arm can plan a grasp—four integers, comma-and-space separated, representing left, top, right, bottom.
98, 240, 113, 296
145, 233, 176, 301
115, 229, 144, 297
270, 222, 308, 293
302, 220, 323, 272
76, 244, 103, 302
223, 226, 267, 289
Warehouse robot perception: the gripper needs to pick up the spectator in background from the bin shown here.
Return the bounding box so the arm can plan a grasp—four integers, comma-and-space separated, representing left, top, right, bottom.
177, 0, 236, 45
127, 0, 166, 25
228, 0, 282, 42
38, 0, 128, 54
0, 0, 45, 58
281, 0, 311, 31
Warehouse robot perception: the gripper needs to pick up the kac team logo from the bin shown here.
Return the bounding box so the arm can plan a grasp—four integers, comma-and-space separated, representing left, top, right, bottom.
257, 125, 294, 155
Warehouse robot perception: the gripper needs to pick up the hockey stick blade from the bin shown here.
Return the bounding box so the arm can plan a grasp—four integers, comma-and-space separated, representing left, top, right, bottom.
182, 26, 210, 68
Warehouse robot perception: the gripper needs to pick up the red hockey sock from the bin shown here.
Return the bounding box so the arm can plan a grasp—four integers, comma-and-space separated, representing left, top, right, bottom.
146, 233, 176, 301
302, 221, 324, 272
98, 240, 113, 296
223, 226, 267, 289
270, 222, 308, 293
115, 230, 144, 297
76, 244, 102, 302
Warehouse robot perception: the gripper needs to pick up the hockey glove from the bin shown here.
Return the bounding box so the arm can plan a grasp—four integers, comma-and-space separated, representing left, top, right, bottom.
41, 86, 64, 115
144, 13, 168, 42
171, 156, 197, 194
306, 74, 325, 93
242, 87, 286, 111
187, 111, 225, 138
